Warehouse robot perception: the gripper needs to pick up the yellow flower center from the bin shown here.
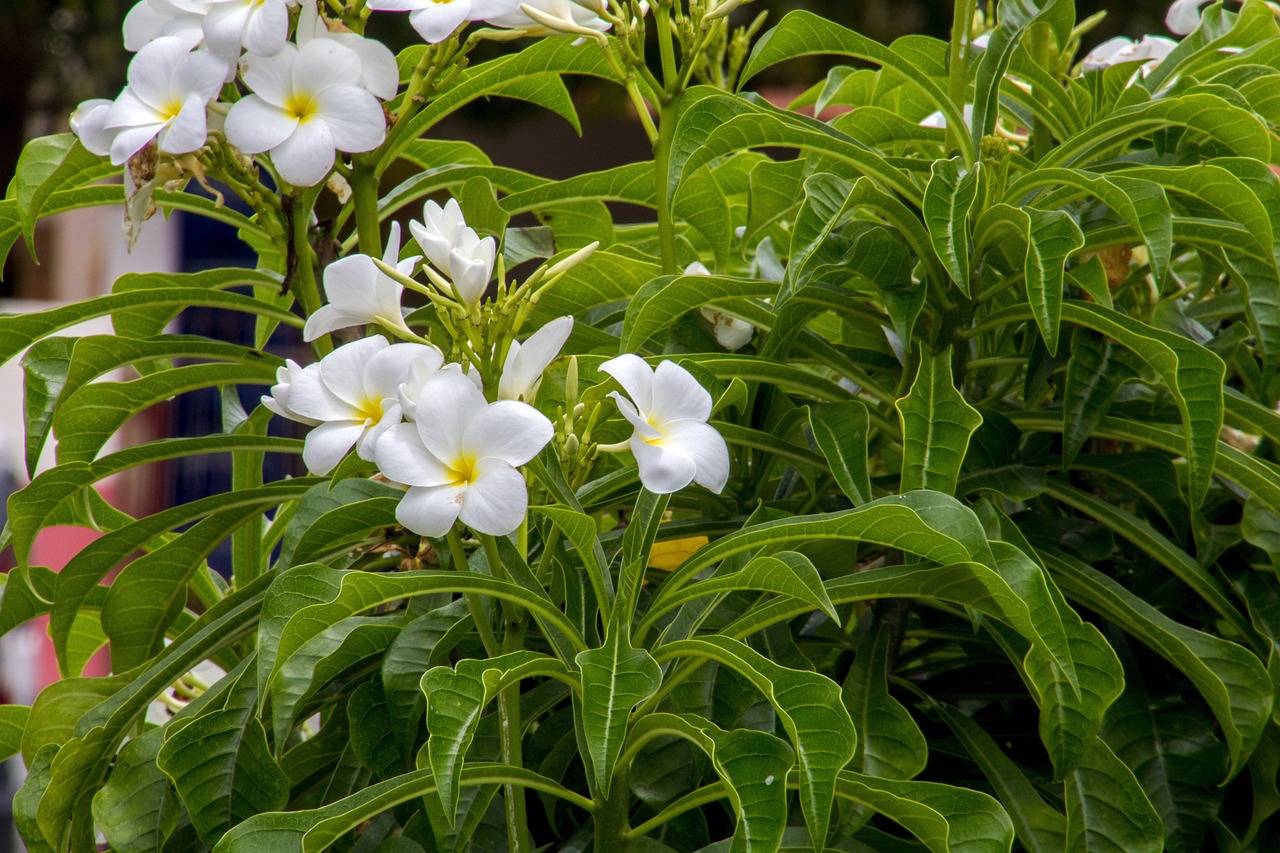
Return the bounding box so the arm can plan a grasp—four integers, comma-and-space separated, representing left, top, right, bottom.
355, 397, 384, 424
160, 99, 184, 121
448, 454, 479, 487
284, 92, 319, 122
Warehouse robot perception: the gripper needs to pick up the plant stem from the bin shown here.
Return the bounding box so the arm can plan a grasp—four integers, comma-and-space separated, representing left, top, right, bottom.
947, 0, 977, 156
446, 528, 500, 657
497, 676, 532, 853
350, 156, 383, 258
654, 96, 681, 275
594, 767, 631, 853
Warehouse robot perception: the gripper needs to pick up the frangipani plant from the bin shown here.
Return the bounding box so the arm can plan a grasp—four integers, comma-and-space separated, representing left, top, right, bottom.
2, 0, 1280, 851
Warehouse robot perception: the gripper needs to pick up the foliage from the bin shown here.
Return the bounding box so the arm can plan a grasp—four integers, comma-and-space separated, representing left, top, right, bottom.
2, 0, 1280, 851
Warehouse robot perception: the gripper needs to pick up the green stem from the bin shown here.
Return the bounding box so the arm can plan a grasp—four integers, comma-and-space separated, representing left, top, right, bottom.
947, 0, 977, 155
654, 96, 682, 275
594, 766, 631, 853
447, 528, 500, 657
1028, 23, 1055, 160
350, 157, 383, 258
654, 4, 679, 90
497, 671, 532, 853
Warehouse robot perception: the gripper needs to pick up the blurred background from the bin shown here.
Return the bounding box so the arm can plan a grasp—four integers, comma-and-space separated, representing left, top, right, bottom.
0, 0, 1182, 843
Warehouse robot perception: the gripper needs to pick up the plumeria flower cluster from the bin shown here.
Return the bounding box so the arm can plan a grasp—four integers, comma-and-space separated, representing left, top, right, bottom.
71, 0, 644, 199
268, 197, 728, 536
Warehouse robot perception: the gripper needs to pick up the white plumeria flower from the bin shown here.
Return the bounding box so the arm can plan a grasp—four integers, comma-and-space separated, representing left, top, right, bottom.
410, 198, 468, 272
102, 37, 228, 165
202, 0, 298, 59
374, 368, 554, 537
262, 359, 323, 426
304, 222, 420, 341
70, 99, 117, 157
367, 0, 479, 44
499, 315, 573, 402
685, 262, 755, 351
268, 337, 445, 475
600, 354, 730, 494
124, 0, 210, 52
409, 199, 496, 307
224, 39, 387, 187
447, 227, 497, 307
296, 3, 400, 100
1166, 0, 1211, 35
479, 0, 611, 36
1081, 35, 1177, 72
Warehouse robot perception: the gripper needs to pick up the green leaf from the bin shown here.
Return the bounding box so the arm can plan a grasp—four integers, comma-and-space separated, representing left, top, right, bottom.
835, 771, 1016, 853
621, 274, 777, 354
21, 336, 75, 477
739, 11, 971, 161
1061, 327, 1142, 466
157, 662, 290, 847
381, 600, 472, 758
974, 204, 1085, 354
1046, 549, 1272, 779
0, 704, 30, 762
276, 478, 400, 569
576, 629, 663, 796
843, 622, 927, 780
213, 765, 591, 853
501, 161, 655, 214
938, 704, 1068, 853
1102, 674, 1227, 852
635, 713, 797, 853
670, 90, 920, 210
657, 636, 855, 846
12, 134, 113, 256
1242, 494, 1280, 571
1065, 738, 1163, 853
922, 157, 978, 295
641, 551, 839, 635
1042, 93, 1272, 168
270, 616, 402, 747
48, 481, 314, 674
92, 727, 181, 853
895, 347, 984, 494
809, 401, 873, 506
422, 651, 572, 821
616, 489, 669, 625
52, 361, 279, 463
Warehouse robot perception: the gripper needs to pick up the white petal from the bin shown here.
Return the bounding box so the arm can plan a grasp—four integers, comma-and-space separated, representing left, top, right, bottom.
599, 353, 653, 414
396, 484, 466, 537
459, 460, 527, 535
647, 360, 712, 424
155, 93, 209, 154
1166, 0, 1209, 35
123, 3, 173, 51
499, 315, 572, 401
449, 249, 491, 307
365, 343, 441, 400
609, 391, 661, 442
314, 87, 386, 153
110, 124, 163, 165
295, 39, 364, 94
463, 400, 553, 467
303, 420, 366, 474
202, 1, 253, 57
173, 48, 229, 101
71, 99, 117, 157
303, 305, 367, 341
318, 336, 388, 408
340, 33, 400, 100
630, 435, 696, 494
224, 94, 296, 153
127, 37, 189, 106
412, 368, 488, 464
1081, 36, 1133, 70
271, 118, 337, 187
355, 401, 402, 461
241, 0, 290, 56
408, 2, 472, 42
409, 220, 454, 272
375, 423, 454, 487
240, 44, 296, 106
663, 418, 729, 493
